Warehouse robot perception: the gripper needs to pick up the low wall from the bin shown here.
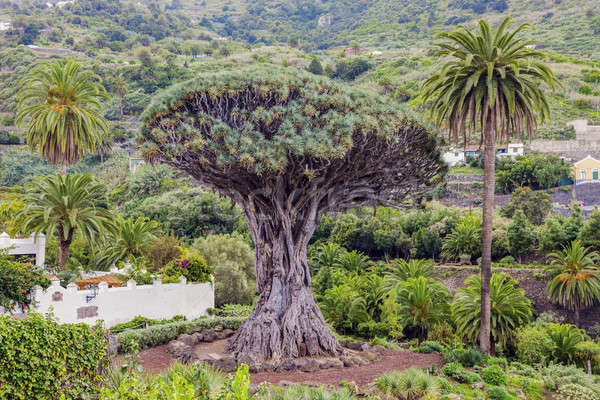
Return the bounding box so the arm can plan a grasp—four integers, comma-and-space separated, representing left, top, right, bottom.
526, 140, 600, 160
28, 277, 214, 328
435, 266, 599, 330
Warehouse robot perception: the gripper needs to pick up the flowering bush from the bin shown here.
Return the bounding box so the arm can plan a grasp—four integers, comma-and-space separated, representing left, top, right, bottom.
161, 253, 213, 283
0, 253, 49, 311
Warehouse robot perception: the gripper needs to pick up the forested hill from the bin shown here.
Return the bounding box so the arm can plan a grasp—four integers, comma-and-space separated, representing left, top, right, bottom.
193, 0, 599, 58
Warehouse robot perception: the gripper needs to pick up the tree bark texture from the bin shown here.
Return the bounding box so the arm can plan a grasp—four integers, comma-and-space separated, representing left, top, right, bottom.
480, 131, 495, 354
56, 224, 73, 271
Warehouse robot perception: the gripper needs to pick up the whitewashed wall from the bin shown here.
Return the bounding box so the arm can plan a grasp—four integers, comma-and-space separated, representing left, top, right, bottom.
0, 232, 46, 266
29, 277, 214, 328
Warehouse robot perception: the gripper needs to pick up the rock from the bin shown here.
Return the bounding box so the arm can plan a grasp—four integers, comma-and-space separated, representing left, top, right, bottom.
207, 353, 222, 360
192, 332, 204, 343
295, 358, 319, 372
446, 395, 461, 400
221, 329, 235, 338
166, 340, 185, 355
345, 341, 368, 351
340, 356, 355, 367
214, 357, 237, 373
215, 330, 228, 340
351, 356, 367, 366
201, 330, 218, 343
261, 362, 274, 372
278, 359, 296, 372
361, 351, 378, 361
372, 345, 386, 355
316, 359, 333, 369
471, 382, 485, 390
277, 380, 295, 387
330, 359, 344, 369
178, 333, 196, 346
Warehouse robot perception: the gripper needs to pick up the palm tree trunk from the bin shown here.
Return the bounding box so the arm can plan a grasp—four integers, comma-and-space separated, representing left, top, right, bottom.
480, 132, 496, 354
119, 95, 124, 120
60, 161, 67, 176
574, 307, 580, 328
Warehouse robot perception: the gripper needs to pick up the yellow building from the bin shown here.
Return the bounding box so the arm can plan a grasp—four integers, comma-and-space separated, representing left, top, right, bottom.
573, 155, 600, 183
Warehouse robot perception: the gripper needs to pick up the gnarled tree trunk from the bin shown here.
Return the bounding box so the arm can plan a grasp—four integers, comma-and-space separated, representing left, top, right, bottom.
228, 205, 341, 363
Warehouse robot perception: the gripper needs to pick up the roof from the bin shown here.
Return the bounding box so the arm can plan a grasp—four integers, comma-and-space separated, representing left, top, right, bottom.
74, 274, 124, 289
573, 155, 600, 167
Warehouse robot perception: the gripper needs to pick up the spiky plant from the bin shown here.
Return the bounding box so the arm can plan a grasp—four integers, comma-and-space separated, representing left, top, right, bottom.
546, 240, 600, 327
452, 272, 532, 348
376, 368, 439, 400
16, 60, 108, 174
423, 17, 557, 353
383, 259, 435, 292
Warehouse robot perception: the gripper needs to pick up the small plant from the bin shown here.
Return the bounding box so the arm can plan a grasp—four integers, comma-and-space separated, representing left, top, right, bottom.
376, 368, 439, 400
487, 386, 509, 400
441, 362, 481, 384
481, 365, 507, 386
416, 340, 444, 354
556, 383, 599, 400
219, 364, 251, 400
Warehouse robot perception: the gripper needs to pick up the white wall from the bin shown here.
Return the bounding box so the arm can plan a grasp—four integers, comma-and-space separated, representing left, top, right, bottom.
443, 150, 465, 167
0, 232, 46, 266
29, 277, 214, 328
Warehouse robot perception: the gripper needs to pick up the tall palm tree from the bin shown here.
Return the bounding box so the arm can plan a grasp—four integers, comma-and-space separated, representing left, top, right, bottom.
423, 18, 557, 353
96, 216, 159, 269
546, 240, 600, 327
111, 74, 127, 120
16, 60, 109, 174
17, 174, 114, 270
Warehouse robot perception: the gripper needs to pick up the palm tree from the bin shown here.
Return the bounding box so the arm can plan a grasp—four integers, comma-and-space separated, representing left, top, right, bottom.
17, 174, 114, 270
452, 272, 532, 350
96, 216, 159, 269
546, 240, 600, 327
396, 276, 451, 342
16, 60, 109, 174
111, 74, 127, 120
383, 259, 434, 291
423, 18, 557, 353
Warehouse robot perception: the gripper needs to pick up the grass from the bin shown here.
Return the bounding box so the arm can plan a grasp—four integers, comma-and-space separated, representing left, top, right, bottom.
450, 166, 484, 175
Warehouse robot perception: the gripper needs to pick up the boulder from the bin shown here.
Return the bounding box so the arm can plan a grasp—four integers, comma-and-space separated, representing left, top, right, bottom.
201, 330, 218, 343
221, 329, 235, 338
361, 351, 378, 361
471, 382, 485, 390
192, 332, 204, 343
330, 359, 344, 369
351, 356, 367, 366
277, 359, 297, 372
214, 357, 237, 373
295, 358, 319, 372
166, 340, 186, 355
316, 359, 333, 369
177, 333, 196, 346
340, 356, 355, 367
261, 362, 274, 372
371, 345, 386, 355
345, 341, 368, 351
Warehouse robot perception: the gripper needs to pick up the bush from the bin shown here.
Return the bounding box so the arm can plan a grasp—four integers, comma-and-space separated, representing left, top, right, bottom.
441, 362, 481, 384
487, 386, 510, 400
206, 304, 253, 318
357, 320, 391, 339
117, 317, 245, 352
0, 255, 49, 311
444, 346, 484, 367
481, 365, 507, 386
376, 368, 439, 399
161, 254, 213, 283
556, 383, 599, 400
0, 313, 108, 399
109, 315, 185, 333
516, 325, 554, 365
416, 340, 444, 354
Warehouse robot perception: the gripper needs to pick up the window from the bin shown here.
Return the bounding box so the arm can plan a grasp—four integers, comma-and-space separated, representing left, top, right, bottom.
581, 169, 586, 180
454, 152, 459, 157
594, 169, 599, 180
513, 147, 518, 153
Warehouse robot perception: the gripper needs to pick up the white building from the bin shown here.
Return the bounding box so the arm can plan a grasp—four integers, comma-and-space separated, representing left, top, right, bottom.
0, 232, 45, 266
443, 149, 466, 166
496, 143, 524, 159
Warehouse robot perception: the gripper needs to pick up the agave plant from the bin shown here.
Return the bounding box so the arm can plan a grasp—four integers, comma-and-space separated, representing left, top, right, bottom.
546, 240, 600, 327
162, 362, 225, 398
376, 368, 439, 400
452, 272, 532, 348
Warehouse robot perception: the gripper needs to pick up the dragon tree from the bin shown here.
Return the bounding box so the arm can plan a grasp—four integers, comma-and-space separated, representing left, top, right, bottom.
139, 67, 446, 363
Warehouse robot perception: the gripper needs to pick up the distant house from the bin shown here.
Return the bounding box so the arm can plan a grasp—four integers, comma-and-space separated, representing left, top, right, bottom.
443, 149, 466, 167
344, 48, 362, 56
572, 155, 600, 184
462, 143, 524, 159
129, 157, 145, 174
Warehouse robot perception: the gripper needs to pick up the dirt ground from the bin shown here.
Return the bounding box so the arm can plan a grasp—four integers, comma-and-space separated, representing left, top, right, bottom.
115, 342, 443, 386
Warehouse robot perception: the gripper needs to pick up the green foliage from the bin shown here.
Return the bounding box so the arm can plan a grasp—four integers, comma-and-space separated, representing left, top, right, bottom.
481, 365, 507, 386
411, 226, 442, 260
145, 235, 182, 272
579, 208, 600, 252
415, 340, 444, 354
451, 272, 532, 346
375, 368, 440, 400
0, 313, 108, 399
496, 155, 570, 194
545, 323, 588, 365
501, 187, 553, 225
444, 347, 484, 367
487, 386, 510, 400
441, 362, 481, 384
117, 317, 245, 352
383, 258, 434, 289
192, 233, 255, 306
539, 211, 584, 253
109, 315, 185, 334
507, 210, 537, 262
161, 253, 213, 283
556, 384, 599, 400
0, 254, 49, 311
442, 214, 481, 261
207, 304, 253, 319
307, 56, 324, 75
219, 364, 251, 400
515, 326, 555, 366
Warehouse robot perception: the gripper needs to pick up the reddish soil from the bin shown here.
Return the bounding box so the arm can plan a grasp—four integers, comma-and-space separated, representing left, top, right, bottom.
115, 344, 443, 387
251, 350, 444, 387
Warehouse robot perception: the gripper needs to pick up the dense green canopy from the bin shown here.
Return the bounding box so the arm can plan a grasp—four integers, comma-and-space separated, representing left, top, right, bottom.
140, 67, 445, 210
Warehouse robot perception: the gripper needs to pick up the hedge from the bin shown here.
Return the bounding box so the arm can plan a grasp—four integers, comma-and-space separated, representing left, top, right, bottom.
117, 316, 245, 353
0, 313, 108, 400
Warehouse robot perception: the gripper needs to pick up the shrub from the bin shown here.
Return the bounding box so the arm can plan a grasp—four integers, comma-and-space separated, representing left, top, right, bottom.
556, 383, 600, 400
0, 255, 49, 311
118, 317, 245, 352
416, 341, 444, 354
207, 304, 253, 319
441, 362, 481, 384
376, 368, 439, 399
357, 320, 391, 339
428, 322, 463, 346
545, 323, 588, 364
516, 325, 554, 365
0, 313, 108, 399
481, 365, 507, 386
109, 315, 185, 333
487, 386, 509, 400
161, 253, 213, 283
444, 346, 484, 367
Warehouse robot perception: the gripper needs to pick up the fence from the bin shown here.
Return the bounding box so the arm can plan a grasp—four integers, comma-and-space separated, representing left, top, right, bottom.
28, 277, 214, 328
